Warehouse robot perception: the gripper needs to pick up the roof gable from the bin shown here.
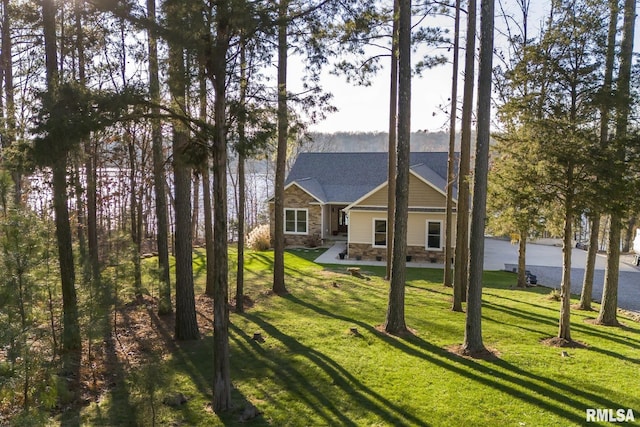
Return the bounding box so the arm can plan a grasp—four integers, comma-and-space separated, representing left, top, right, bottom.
344, 169, 455, 210
292, 178, 326, 203
410, 162, 457, 200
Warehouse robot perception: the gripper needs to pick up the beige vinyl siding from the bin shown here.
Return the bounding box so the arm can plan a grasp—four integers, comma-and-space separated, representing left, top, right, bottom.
349, 210, 456, 247
359, 185, 388, 206
407, 213, 455, 247
408, 175, 446, 207
348, 210, 385, 244
407, 214, 426, 246
358, 174, 447, 208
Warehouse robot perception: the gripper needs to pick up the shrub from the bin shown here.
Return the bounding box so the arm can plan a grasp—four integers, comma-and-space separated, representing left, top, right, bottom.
305, 233, 321, 248
547, 288, 561, 301
247, 224, 271, 251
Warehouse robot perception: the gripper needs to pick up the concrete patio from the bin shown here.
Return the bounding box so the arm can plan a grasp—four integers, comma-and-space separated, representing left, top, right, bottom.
314, 241, 445, 269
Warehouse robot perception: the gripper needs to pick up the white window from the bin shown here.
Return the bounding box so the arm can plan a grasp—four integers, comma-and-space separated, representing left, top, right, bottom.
285, 209, 308, 234
426, 220, 442, 250
373, 219, 387, 247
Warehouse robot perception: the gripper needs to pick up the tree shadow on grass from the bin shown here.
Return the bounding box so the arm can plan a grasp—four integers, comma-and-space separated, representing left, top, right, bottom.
230, 324, 361, 426
483, 301, 640, 349
483, 301, 559, 327
470, 302, 640, 377
388, 336, 601, 425
247, 253, 275, 273
486, 290, 565, 314
409, 333, 624, 409
483, 314, 553, 337
405, 282, 452, 297
235, 314, 430, 427
70, 295, 235, 425
192, 250, 207, 280
68, 301, 144, 427
582, 317, 640, 342
58, 278, 133, 427
283, 294, 619, 425
247, 254, 372, 298
144, 302, 262, 424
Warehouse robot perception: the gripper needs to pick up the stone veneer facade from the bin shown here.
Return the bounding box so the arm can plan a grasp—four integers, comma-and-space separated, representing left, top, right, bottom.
347, 243, 445, 263
269, 184, 322, 247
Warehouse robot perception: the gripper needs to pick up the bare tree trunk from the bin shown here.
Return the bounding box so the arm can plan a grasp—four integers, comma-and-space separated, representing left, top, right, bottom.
212, 89, 231, 411
384, 0, 410, 335
385, 0, 398, 281
581, 0, 617, 312
517, 233, 526, 288
52, 158, 82, 376
236, 153, 246, 311
462, 0, 493, 355
192, 173, 200, 243
147, 0, 171, 314
203, 165, 214, 296
72, 160, 89, 283
273, 0, 289, 295
236, 36, 247, 313
43, 0, 82, 383
453, 0, 476, 311
127, 131, 142, 296
598, 217, 621, 325
579, 215, 599, 310
85, 142, 100, 283
208, 4, 232, 413
166, 0, 199, 341
1, 0, 19, 203
172, 133, 199, 340
558, 197, 573, 341
198, 64, 214, 299
444, 0, 461, 288
597, 0, 636, 326
558, 49, 579, 342
73, 1, 87, 284
211, 87, 232, 405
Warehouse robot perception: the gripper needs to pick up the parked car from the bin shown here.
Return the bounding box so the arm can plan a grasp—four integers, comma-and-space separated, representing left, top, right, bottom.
576, 241, 589, 250
525, 270, 537, 285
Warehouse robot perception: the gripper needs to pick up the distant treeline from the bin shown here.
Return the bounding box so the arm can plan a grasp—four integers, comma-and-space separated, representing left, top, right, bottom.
305, 131, 464, 153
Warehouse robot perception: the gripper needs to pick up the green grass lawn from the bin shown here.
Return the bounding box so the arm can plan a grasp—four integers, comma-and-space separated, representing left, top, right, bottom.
77, 248, 640, 426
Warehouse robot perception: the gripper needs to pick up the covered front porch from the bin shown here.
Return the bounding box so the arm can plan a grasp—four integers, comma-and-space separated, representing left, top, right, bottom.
322, 204, 348, 239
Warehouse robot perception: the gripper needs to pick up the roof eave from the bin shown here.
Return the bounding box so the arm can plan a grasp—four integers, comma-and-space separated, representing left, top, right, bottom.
265, 181, 326, 204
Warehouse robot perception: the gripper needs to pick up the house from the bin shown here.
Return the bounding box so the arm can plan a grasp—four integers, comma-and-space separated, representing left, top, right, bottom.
269, 152, 457, 262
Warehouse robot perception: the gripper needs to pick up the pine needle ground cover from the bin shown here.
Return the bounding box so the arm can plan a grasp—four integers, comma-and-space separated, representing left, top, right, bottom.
75, 248, 640, 426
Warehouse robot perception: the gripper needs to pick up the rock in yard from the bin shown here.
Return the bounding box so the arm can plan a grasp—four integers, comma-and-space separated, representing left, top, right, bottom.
162, 392, 188, 407
239, 403, 262, 422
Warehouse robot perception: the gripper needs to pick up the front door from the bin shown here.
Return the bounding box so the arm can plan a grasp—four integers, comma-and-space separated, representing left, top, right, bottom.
338, 210, 348, 233
331, 205, 348, 235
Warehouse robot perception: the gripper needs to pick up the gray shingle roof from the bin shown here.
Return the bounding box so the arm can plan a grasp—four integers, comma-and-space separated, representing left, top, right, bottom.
286, 152, 457, 204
